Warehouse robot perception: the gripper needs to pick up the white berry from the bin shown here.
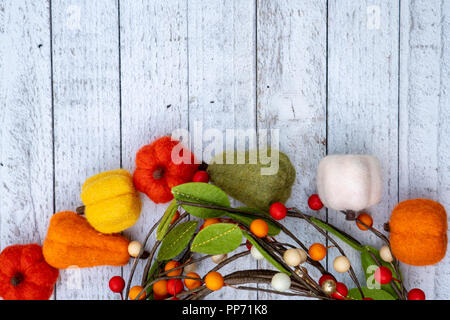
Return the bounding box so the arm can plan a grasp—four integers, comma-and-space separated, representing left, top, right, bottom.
379, 245, 393, 263
271, 273, 291, 292
211, 254, 227, 264
333, 256, 351, 273
250, 246, 265, 260
183, 263, 197, 274
283, 248, 301, 266
128, 241, 143, 258
296, 248, 308, 264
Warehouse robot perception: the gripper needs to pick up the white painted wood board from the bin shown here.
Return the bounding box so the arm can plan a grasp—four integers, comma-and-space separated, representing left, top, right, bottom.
0, 0, 53, 257
187, 0, 257, 300
256, 0, 328, 299
327, 0, 400, 290
399, 0, 450, 300
51, 0, 121, 299
1, 0, 449, 300
119, 0, 189, 296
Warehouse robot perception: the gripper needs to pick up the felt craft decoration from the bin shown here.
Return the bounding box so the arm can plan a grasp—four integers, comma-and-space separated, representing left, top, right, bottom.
81, 169, 142, 233
133, 136, 199, 203
207, 149, 296, 211
43, 211, 130, 269
0, 244, 59, 300
316, 154, 382, 211
389, 199, 447, 266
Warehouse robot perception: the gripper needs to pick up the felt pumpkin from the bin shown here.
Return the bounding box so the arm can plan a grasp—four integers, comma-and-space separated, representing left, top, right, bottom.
316, 155, 382, 211
43, 211, 130, 269
389, 199, 447, 266
0, 244, 59, 300
133, 136, 199, 203
81, 169, 142, 233
207, 149, 296, 211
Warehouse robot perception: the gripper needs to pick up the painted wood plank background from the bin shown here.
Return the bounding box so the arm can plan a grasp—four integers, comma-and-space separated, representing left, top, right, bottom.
0, 0, 449, 300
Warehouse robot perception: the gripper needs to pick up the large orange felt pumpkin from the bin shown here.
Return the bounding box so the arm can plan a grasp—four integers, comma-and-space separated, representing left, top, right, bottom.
389, 199, 448, 266
0, 244, 59, 300
43, 211, 130, 269
133, 136, 199, 203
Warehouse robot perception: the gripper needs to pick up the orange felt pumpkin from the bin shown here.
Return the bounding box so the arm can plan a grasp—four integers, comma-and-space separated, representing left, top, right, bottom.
133, 136, 199, 203
43, 211, 130, 269
389, 199, 448, 266
0, 244, 59, 300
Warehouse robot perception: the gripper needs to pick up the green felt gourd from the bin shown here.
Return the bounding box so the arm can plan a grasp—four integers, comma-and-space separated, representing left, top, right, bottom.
207, 149, 296, 211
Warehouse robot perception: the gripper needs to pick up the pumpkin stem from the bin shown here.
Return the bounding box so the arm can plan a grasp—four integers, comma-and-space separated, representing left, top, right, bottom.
199, 161, 208, 171
153, 167, 164, 180
76, 205, 85, 215
10, 273, 24, 287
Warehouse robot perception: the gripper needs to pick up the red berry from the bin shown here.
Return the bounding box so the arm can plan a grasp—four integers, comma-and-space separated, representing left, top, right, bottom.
167, 279, 184, 296
374, 266, 392, 285
331, 282, 348, 300
318, 274, 336, 286
269, 202, 287, 220
408, 288, 425, 300
193, 171, 209, 183
109, 276, 125, 293
153, 293, 166, 300
245, 240, 253, 250
308, 194, 323, 210
362, 297, 374, 300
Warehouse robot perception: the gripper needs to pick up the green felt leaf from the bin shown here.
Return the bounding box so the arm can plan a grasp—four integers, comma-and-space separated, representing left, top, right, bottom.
348, 287, 396, 300
244, 233, 290, 275
207, 150, 296, 211
310, 217, 363, 252
172, 182, 230, 219
361, 245, 401, 299
156, 200, 178, 241
227, 207, 280, 236
191, 223, 243, 255
157, 221, 198, 261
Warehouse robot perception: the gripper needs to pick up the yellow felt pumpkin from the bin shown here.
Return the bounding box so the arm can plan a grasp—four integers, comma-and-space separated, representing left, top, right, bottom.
81, 169, 142, 233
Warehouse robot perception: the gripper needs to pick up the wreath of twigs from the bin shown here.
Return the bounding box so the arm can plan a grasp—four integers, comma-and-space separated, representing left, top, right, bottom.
123, 200, 407, 301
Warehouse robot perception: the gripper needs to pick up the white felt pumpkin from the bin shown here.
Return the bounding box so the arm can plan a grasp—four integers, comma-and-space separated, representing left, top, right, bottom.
316, 155, 382, 211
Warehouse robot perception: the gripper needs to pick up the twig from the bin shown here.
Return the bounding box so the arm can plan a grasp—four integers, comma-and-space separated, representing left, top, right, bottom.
125, 216, 162, 299
290, 208, 365, 298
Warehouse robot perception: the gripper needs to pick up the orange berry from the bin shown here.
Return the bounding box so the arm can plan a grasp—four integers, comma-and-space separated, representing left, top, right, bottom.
165, 260, 182, 277
201, 218, 220, 230
250, 219, 269, 238
356, 213, 373, 231
152, 279, 168, 297
170, 210, 180, 224
308, 243, 327, 261
204, 272, 224, 291
129, 286, 146, 300
184, 272, 202, 290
